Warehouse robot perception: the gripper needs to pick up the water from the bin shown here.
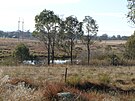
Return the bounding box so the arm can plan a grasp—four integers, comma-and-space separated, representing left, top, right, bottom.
50, 60, 70, 64
23, 59, 79, 65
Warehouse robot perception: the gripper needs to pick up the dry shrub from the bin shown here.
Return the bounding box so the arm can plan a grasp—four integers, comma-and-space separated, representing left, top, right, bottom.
80, 92, 106, 101
7, 78, 38, 90
0, 77, 42, 101
42, 83, 65, 100
42, 82, 90, 101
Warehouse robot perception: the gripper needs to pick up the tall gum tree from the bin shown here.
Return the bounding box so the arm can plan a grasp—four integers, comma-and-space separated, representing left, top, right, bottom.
83, 16, 98, 65
65, 15, 83, 64
56, 20, 71, 56
33, 9, 60, 65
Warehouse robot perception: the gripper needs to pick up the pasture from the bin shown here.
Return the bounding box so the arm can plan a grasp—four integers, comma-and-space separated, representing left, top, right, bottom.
0, 38, 126, 59
1, 38, 134, 100
0, 65, 135, 100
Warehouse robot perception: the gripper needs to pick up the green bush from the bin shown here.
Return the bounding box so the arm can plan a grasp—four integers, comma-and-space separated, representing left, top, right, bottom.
124, 32, 135, 59
108, 54, 120, 66
13, 43, 30, 63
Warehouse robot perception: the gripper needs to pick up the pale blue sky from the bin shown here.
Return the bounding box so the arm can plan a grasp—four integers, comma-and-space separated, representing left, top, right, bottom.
0, 0, 134, 36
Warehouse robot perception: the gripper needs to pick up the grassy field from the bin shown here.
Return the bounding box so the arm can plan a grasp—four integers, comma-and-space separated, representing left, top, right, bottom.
0, 38, 133, 100
0, 38, 46, 58
99, 40, 126, 45
0, 65, 135, 100
0, 38, 126, 58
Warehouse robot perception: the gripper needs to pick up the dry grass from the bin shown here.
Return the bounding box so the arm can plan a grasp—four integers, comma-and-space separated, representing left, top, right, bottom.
99, 40, 126, 45
0, 65, 135, 100
0, 38, 126, 58
0, 38, 132, 100
0, 38, 46, 58
1, 65, 135, 88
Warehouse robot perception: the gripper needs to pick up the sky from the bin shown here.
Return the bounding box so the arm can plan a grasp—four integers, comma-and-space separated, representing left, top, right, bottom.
0, 0, 134, 36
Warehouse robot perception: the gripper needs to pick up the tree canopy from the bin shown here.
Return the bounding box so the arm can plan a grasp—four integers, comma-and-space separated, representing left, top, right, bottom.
127, 0, 135, 24
33, 9, 98, 65
33, 9, 60, 65
83, 16, 98, 65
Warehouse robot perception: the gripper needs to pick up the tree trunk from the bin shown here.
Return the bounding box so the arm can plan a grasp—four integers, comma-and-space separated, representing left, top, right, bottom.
48, 37, 51, 65
71, 39, 73, 65
52, 38, 55, 64
87, 43, 90, 65
87, 33, 90, 65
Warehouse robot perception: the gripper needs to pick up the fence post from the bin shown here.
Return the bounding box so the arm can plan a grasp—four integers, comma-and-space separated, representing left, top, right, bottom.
65, 68, 68, 83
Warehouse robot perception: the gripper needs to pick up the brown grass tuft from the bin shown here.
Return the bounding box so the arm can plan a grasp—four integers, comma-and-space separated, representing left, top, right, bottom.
7, 78, 38, 90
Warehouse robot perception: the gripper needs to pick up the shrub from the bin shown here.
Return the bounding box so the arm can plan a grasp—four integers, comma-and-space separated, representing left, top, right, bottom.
13, 43, 30, 63
124, 32, 135, 59
108, 54, 120, 66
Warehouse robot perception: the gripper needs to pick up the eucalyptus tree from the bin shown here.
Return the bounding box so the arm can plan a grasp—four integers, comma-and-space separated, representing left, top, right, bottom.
83, 16, 98, 65
127, 0, 135, 25
64, 15, 83, 64
50, 15, 60, 64
33, 9, 60, 65
56, 20, 71, 56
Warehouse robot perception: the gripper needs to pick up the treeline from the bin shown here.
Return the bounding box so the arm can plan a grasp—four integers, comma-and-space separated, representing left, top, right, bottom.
0, 8, 132, 66
0, 30, 129, 40
0, 30, 33, 39
32, 9, 131, 66
97, 34, 129, 40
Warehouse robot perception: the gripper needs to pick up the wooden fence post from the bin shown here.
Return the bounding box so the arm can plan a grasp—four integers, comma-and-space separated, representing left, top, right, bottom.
65, 68, 68, 83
